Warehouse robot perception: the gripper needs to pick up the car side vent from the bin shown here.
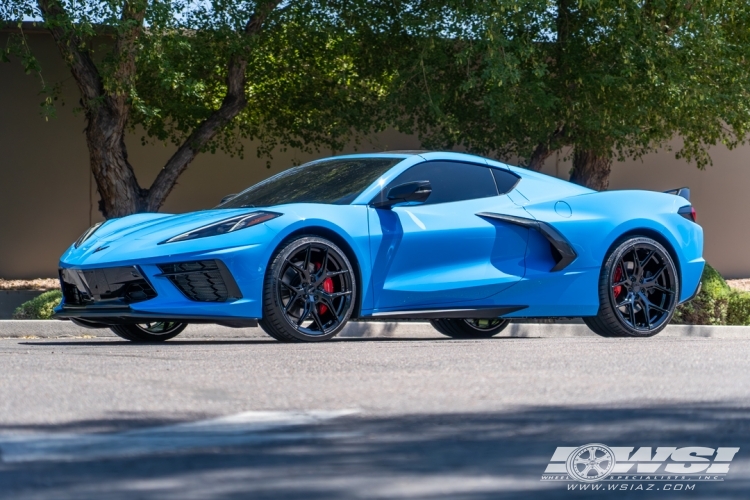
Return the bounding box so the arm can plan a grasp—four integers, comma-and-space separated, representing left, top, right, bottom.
157, 260, 242, 302
549, 243, 563, 265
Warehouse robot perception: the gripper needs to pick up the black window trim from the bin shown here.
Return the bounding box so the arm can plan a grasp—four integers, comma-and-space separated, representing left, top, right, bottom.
370, 160, 522, 206
490, 166, 521, 195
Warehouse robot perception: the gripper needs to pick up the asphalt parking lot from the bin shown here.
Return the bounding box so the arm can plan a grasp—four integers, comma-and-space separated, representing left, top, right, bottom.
1, 325, 749, 499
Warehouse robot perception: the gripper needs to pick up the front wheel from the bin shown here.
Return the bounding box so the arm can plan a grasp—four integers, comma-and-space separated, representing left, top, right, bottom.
431, 318, 510, 338
110, 322, 187, 342
584, 237, 679, 338
259, 236, 356, 342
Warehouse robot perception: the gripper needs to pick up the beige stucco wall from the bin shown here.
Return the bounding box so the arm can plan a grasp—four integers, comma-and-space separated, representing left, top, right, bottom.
1, 31, 748, 278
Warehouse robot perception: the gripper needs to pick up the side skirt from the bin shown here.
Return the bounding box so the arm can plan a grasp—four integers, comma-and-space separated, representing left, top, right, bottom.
368, 306, 527, 320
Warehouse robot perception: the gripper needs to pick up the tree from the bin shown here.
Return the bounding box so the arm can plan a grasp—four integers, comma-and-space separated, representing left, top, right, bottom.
374, 0, 750, 190
2, 0, 390, 217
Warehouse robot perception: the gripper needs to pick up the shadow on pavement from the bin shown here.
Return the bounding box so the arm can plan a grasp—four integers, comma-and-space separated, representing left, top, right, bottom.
1, 403, 749, 499
17, 336, 540, 347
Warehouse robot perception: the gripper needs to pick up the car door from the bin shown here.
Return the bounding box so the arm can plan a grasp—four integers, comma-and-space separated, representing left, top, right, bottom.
368, 160, 532, 311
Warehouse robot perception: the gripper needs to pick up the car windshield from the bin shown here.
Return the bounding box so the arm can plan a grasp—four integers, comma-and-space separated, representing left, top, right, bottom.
217, 157, 403, 208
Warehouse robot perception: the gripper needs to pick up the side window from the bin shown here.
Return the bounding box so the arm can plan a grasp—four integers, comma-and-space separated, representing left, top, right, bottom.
384, 161, 497, 205
491, 168, 520, 194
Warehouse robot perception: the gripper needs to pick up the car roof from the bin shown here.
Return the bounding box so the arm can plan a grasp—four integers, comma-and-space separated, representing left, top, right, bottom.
324, 151, 508, 167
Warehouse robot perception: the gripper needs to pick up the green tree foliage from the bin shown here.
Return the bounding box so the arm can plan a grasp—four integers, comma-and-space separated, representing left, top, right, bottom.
1, 0, 392, 217
369, 0, 750, 189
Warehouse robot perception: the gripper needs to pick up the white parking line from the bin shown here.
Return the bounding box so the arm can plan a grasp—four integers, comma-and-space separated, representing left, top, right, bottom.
0, 409, 359, 463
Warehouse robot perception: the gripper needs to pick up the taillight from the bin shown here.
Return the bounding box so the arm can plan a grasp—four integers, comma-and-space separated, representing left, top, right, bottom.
678, 205, 697, 223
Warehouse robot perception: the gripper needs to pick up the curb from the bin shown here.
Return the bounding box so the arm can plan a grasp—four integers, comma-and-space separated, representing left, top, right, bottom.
0, 320, 748, 339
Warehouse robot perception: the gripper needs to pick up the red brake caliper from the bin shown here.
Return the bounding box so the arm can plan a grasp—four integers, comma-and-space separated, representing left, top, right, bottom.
314, 262, 334, 315
613, 266, 623, 299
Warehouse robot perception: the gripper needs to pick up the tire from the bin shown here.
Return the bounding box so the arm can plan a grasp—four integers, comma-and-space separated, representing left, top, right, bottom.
585, 237, 679, 338
430, 318, 510, 338
259, 236, 356, 342
110, 321, 187, 342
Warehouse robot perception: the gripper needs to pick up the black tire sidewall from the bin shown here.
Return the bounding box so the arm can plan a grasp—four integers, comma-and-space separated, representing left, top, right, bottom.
430, 318, 510, 338
110, 323, 187, 342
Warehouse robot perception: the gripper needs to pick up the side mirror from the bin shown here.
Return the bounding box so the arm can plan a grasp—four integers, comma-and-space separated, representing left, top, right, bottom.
220, 194, 237, 204
371, 180, 432, 209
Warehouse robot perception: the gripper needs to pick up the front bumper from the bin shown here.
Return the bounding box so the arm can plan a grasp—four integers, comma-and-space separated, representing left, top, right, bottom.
54, 253, 265, 325
54, 305, 258, 327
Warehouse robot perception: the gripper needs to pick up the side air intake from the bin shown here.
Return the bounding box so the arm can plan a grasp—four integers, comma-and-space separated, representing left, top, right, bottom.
157, 260, 242, 302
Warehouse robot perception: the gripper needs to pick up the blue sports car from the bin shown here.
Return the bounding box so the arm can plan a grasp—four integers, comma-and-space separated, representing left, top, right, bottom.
54, 151, 703, 342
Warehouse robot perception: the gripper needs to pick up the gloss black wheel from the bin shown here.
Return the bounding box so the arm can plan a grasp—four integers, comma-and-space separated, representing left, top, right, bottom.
430, 317, 510, 338
259, 236, 356, 342
110, 321, 187, 342
584, 237, 679, 338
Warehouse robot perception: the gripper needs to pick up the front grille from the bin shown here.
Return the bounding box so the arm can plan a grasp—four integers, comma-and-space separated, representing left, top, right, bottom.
158, 260, 238, 302
59, 267, 157, 306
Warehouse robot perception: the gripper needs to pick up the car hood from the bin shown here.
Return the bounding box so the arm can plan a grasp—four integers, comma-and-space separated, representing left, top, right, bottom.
61, 208, 270, 265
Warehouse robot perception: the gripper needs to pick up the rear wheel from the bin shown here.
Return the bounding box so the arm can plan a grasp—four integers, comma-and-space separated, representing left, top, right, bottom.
110, 322, 187, 342
584, 237, 679, 338
259, 236, 356, 342
431, 318, 510, 338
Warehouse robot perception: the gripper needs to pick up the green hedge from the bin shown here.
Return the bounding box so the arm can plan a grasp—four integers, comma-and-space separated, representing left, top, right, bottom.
12, 290, 63, 320
673, 263, 750, 325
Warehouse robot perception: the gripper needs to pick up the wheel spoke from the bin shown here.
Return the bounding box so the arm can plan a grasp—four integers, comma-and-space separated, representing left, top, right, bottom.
327, 270, 349, 277
321, 297, 340, 322
297, 302, 312, 326
311, 307, 326, 332
319, 248, 329, 276
645, 264, 667, 283
280, 280, 302, 293
628, 297, 636, 326
284, 293, 300, 313
303, 244, 311, 270
639, 294, 652, 328
649, 284, 674, 294
285, 259, 307, 278
639, 249, 656, 271
644, 297, 668, 313
593, 463, 608, 475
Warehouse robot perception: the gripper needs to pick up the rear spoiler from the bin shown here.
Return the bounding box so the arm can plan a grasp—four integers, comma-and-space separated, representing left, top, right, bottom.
664, 187, 690, 201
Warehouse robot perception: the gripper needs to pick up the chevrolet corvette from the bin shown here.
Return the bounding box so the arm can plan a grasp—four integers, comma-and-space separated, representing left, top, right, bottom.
54, 151, 704, 342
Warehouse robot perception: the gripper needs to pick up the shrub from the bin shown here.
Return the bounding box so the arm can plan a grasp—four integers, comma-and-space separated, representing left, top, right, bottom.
673, 263, 750, 325
728, 291, 750, 326
12, 290, 63, 320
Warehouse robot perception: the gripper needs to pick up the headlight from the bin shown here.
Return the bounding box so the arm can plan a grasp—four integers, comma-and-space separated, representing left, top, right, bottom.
160, 211, 281, 244
74, 222, 104, 248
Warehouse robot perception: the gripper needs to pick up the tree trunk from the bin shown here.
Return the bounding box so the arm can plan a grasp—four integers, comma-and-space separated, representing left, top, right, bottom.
527, 142, 554, 171
38, 0, 282, 219
569, 148, 612, 191
86, 117, 147, 218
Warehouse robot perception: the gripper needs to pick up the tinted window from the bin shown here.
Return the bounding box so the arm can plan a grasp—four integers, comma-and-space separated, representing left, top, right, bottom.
377, 161, 497, 205
491, 168, 520, 194
219, 158, 401, 208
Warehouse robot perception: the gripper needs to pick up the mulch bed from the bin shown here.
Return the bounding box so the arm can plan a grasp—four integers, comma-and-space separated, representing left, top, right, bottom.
727, 279, 750, 292
0, 279, 59, 291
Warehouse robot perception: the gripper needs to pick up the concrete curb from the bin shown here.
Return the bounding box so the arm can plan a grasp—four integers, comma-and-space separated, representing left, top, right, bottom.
0, 320, 748, 340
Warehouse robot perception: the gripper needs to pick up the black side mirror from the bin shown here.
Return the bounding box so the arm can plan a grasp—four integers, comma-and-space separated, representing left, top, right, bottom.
371, 180, 432, 209
220, 194, 237, 204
